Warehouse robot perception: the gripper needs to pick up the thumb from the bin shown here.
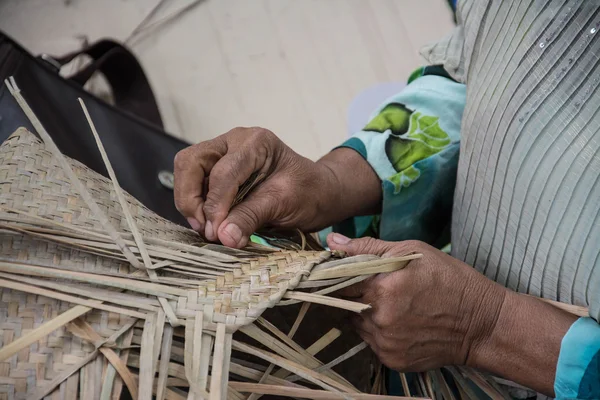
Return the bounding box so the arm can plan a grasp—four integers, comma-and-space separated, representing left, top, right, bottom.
326, 234, 398, 257
217, 192, 276, 248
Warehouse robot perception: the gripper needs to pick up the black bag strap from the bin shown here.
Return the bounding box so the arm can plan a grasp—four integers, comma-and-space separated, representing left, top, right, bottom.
52, 39, 164, 129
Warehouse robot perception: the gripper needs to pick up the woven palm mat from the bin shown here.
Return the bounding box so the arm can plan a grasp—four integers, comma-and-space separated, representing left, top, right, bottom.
0, 123, 418, 400
2, 76, 586, 400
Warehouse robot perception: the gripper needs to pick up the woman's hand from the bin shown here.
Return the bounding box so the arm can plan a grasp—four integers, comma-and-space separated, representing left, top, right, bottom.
327, 234, 506, 371
327, 234, 578, 396
174, 127, 381, 248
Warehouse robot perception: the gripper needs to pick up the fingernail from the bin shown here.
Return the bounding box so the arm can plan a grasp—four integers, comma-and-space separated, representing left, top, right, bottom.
223, 223, 243, 247
205, 220, 214, 240
187, 217, 201, 231
331, 233, 351, 245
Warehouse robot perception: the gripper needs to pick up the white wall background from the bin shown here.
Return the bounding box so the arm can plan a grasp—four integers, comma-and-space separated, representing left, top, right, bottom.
0, 0, 454, 159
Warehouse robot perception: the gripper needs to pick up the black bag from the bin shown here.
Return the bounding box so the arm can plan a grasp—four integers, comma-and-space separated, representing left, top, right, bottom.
0, 32, 190, 226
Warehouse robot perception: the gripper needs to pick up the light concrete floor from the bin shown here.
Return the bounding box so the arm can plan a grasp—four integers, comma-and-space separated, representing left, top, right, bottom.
0, 0, 454, 159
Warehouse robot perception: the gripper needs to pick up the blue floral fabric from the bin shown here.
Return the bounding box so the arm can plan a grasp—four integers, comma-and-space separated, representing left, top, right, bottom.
555, 318, 600, 399
326, 71, 466, 247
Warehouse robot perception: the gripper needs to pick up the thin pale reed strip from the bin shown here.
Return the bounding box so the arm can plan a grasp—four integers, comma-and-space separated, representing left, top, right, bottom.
229, 383, 428, 400
81, 99, 181, 326
5, 77, 143, 270
138, 315, 157, 400
0, 304, 93, 362
0, 272, 160, 312
156, 325, 174, 400
31, 350, 100, 400
282, 291, 370, 313
0, 261, 185, 297
68, 319, 140, 400
247, 303, 311, 400
232, 340, 348, 395
287, 342, 368, 383
0, 277, 147, 319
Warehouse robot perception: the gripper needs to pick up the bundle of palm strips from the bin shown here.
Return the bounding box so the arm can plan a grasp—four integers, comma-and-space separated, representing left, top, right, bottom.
0, 77, 587, 400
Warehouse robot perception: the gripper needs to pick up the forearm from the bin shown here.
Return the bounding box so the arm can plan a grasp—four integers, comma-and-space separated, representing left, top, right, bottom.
314, 147, 382, 228
469, 290, 578, 396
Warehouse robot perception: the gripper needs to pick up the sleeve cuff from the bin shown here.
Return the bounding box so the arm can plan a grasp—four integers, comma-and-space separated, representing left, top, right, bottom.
555, 317, 600, 399
333, 75, 465, 244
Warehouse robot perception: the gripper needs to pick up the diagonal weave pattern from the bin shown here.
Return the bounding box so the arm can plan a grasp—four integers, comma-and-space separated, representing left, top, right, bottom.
0, 72, 588, 399
0, 292, 131, 400
0, 128, 352, 399
0, 129, 332, 327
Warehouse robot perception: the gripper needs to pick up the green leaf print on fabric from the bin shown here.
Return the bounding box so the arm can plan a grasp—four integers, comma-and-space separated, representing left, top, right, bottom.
360, 102, 452, 193
363, 103, 413, 135
385, 111, 452, 193
389, 165, 421, 193
406, 112, 451, 148
387, 111, 451, 171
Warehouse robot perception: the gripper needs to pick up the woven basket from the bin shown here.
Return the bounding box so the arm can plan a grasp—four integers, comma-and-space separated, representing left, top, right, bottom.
0, 125, 417, 400
2, 76, 587, 400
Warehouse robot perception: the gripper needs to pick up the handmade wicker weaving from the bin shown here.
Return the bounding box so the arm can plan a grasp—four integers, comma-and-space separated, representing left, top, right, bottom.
0, 78, 426, 400
0, 78, 587, 400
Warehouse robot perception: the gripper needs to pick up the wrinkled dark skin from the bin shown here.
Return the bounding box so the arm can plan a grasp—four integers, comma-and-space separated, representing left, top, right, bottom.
174, 127, 381, 248
326, 234, 577, 396
175, 127, 577, 397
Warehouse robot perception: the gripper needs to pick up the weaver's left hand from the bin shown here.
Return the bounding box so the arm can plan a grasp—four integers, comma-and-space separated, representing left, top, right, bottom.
326, 233, 508, 372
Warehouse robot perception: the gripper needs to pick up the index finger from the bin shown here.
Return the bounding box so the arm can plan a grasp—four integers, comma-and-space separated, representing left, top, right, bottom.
173, 139, 227, 229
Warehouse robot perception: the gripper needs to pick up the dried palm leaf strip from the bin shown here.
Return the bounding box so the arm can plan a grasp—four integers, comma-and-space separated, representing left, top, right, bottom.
229, 383, 427, 400
370, 366, 384, 395
184, 311, 210, 399
416, 374, 428, 399
282, 291, 370, 313
0, 261, 184, 297
0, 223, 234, 272
424, 372, 434, 399
0, 205, 251, 263
0, 207, 239, 264
457, 368, 507, 400
156, 324, 175, 400
232, 339, 351, 394
139, 314, 158, 400
153, 311, 168, 381
239, 323, 354, 390
107, 324, 136, 400
254, 318, 350, 386
31, 318, 139, 400
0, 272, 160, 312
0, 276, 147, 319
432, 369, 456, 400
5, 77, 143, 270
307, 254, 420, 281
0, 303, 96, 362
445, 366, 484, 400
277, 275, 371, 307
126, 353, 301, 389
31, 349, 101, 400
247, 303, 312, 400
0, 223, 132, 261
210, 322, 234, 400
295, 276, 353, 289
68, 318, 140, 399
78, 98, 153, 271
286, 342, 369, 383
399, 373, 411, 398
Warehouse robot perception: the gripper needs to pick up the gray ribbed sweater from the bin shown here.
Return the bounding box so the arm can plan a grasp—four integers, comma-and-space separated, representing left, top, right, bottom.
422, 0, 600, 320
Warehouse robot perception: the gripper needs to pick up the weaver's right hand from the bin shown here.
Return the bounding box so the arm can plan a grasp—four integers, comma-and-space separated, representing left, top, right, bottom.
174, 127, 343, 248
